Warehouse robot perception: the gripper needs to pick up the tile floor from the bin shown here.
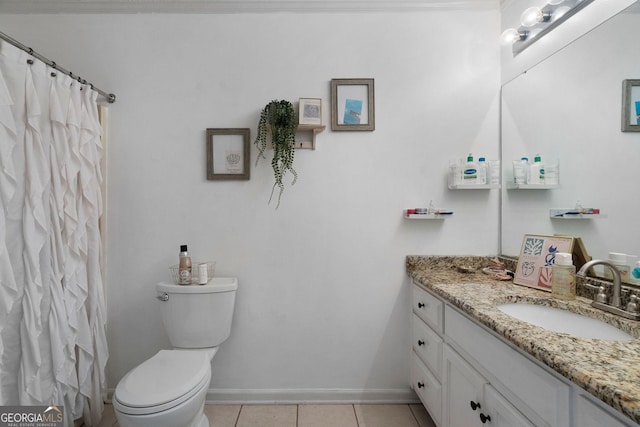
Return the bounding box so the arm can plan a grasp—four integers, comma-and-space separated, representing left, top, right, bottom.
97, 403, 436, 427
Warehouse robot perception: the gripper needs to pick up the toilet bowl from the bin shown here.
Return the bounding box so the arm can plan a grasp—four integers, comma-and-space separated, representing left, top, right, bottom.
113, 349, 217, 427
113, 278, 237, 427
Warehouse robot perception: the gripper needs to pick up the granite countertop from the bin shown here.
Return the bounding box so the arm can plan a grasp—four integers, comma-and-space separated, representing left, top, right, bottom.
406, 255, 640, 425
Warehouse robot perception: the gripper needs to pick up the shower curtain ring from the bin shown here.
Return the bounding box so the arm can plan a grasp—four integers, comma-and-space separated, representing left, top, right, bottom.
51, 61, 56, 69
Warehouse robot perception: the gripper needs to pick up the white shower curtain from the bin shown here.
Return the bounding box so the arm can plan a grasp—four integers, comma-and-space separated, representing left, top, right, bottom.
0, 39, 108, 427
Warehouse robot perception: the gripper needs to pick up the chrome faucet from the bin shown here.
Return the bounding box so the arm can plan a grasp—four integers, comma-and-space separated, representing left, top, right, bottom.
577, 259, 639, 320
577, 260, 622, 307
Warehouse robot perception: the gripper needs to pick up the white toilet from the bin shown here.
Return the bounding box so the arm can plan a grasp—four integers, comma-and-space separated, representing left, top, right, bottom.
113, 277, 238, 427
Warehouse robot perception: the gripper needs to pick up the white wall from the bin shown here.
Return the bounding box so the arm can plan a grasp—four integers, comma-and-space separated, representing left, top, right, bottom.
0, 9, 500, 400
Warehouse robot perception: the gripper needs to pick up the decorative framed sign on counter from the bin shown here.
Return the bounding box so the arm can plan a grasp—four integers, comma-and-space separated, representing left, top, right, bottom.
206, 128, 250, 180
513, 234, 589, 291
622, 79, 640, 132
330, 78, 375, 131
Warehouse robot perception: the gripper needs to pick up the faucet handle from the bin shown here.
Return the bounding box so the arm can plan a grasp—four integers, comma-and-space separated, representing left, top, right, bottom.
626, 295, 639, 314
596, 286, 608, 304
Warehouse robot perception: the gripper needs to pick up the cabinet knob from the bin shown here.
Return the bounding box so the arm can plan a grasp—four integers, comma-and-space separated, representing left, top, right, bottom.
480, 413, 492, 424
418, 302, 425, 308
418, 340, 425, 346
417, 382, 425, 389
470, 401, 481, 411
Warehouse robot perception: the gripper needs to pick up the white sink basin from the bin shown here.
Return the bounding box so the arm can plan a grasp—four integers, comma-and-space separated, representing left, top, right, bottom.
497, 303, 633, 342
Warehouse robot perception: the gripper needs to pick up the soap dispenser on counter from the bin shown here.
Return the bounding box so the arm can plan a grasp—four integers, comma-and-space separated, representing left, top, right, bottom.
632, 261, 640, 285
552, 252, 575, 300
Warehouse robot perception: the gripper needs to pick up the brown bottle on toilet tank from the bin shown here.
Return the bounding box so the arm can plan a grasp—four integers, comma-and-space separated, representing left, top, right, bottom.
178, 245, 192, 285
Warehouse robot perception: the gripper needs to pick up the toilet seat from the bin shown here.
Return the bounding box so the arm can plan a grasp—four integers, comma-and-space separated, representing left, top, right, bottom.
114, 350, 211, 416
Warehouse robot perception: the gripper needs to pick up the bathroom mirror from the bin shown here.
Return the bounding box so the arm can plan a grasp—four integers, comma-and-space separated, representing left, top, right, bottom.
500, 3, 640, 263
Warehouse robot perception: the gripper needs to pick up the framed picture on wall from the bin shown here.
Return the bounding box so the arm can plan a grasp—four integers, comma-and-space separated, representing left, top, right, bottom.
299, 98, 322, 125
206, 128, 250, 180
330, 78, 375, 131
622, 79, 640, 132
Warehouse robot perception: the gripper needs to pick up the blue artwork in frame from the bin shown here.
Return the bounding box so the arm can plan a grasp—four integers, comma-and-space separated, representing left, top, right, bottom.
343, 99, 363, 125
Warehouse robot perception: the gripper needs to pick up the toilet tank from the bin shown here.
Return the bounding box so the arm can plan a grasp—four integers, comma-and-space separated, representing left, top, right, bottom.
156, 277, 237, 348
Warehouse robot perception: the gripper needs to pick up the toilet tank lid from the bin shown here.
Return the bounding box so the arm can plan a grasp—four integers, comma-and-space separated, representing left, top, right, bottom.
157, 277, 237, 293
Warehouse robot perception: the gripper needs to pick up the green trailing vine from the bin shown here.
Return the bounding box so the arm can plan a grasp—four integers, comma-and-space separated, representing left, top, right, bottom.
254, 100, 298, 208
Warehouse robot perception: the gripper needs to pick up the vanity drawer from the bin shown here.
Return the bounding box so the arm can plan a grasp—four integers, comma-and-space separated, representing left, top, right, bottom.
412, 283, 443, 334
412, 314, 443, 380
411, 350, 442, 426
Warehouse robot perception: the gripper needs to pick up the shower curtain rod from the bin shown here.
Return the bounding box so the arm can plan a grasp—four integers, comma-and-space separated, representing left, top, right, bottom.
0, 30, 117, 103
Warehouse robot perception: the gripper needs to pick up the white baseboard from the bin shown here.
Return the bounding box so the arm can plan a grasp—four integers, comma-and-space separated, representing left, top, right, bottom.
107, 387, 420, 405
106, 387, 419, 405
205, 388, 419, 405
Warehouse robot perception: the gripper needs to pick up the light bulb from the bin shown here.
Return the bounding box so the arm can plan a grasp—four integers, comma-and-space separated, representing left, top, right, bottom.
521, 7, 544, 27
500, 28, 525, 45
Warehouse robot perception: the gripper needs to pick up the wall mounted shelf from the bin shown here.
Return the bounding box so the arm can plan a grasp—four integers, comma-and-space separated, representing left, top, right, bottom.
294, 124, 325, 150
404, 209, 453, 219
508, 183, 560, 190
550, 209, 606, 219
448, 184, 499, 190
267, 124, 325, 150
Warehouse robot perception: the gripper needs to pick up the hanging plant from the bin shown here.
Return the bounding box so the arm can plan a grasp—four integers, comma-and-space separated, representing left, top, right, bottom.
254, 100, 298, 208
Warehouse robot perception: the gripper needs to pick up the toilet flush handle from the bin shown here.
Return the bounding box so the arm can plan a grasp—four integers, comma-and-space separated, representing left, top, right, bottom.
157, 292, 169, 302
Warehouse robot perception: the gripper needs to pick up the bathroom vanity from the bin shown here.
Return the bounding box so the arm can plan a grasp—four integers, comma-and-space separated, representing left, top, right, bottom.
407, 256, 640, 427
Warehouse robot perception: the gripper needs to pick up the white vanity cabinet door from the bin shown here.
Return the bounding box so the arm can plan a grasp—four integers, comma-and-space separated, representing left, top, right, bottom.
445, 305, 570, 427
484, 384, 535, 427
412, 314, 443, 380
573, 393, 636, 427
412, 284, 444, 334
411, 350, 442, 426
443, 344, 487, 427
443, 345, 533, 427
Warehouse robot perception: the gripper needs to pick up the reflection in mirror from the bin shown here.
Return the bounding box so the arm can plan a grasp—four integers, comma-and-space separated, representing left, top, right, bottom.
500, 0, 636, 84
501, 5, 640, 267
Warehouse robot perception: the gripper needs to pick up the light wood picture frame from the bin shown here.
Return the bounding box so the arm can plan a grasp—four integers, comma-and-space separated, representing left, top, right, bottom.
330, 78, 375, 131
299, 98, 322, 125
206, 128, 250, 180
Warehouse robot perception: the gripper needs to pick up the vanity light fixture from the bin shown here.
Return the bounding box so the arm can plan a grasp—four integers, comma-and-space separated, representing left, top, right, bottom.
520, 7, 552, 27
551, 6, 572, 21
502, 0, 595, 56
